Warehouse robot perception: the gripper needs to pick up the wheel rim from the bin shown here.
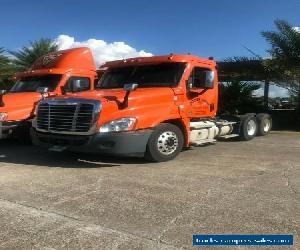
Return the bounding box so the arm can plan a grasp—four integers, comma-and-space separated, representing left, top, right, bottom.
247, 119, 257, 136
263, 119, 271, 132
157, 131, 179, 155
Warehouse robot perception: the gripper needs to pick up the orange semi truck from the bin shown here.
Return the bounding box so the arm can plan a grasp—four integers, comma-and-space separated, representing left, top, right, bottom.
0, 47, 99, 140
31, 54, 272, 162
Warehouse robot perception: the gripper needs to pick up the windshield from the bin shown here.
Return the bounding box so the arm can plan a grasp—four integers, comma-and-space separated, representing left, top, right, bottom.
97, 62, 186, 89
10, 74, 62, 93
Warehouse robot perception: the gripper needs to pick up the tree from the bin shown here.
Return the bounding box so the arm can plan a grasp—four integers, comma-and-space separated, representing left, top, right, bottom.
0, 47, 15, 90
218, 56, 268, 111
261, 20, 300, 107
10, 38, 58, 71
218, 80, 263, 114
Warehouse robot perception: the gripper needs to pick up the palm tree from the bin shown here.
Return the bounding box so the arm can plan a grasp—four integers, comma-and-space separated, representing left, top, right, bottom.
0, 47, 15, 89
10, 38, 58, 71
218, 56, 269, 110
0, 47, 7, 62
218, 80, 263, 114
262, 20, 300, 60
261, 20, 300, 106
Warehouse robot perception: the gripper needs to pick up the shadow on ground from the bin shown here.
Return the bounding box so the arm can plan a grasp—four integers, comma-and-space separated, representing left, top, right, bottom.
0, 139, 148, 168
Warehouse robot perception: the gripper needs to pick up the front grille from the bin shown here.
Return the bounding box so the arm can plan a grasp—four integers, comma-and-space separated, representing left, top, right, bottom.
37, 102, 95, 134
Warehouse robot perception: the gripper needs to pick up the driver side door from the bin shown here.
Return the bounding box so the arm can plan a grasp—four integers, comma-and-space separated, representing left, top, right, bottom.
186, 67, 216, 118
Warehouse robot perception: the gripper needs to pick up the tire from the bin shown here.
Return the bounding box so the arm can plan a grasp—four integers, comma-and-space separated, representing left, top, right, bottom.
145, 123, 184, 162
256, 113, 272, 136
239, 115, 257, 141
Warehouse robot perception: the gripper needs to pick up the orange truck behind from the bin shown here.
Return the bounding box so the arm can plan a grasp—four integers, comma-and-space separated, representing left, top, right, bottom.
31, 54, 272, 162
0, 47, 98, 140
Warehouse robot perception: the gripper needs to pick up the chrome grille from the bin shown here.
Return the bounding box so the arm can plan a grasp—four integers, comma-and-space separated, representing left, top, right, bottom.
36, 99, 99, 134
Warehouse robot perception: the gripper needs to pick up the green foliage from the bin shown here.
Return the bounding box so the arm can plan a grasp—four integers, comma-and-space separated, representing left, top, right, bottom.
261, 20, 300, 59
10, 38, 58, 71
218, 80, 263, 114
261, 19, 300, 107
224, 56, 259, 62
220, 56, 266, 82
0, 47, 15, 90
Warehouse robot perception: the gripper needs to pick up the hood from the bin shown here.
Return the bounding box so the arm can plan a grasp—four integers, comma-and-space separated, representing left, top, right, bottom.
49, 87, 176, 127
61, 89, 129, 102
0, 92, 42, 121
58, 87, 174, 104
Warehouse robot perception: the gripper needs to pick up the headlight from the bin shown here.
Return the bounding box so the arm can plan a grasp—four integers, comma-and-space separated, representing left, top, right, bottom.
0, 112, 8, 122
99, 118, 137, 133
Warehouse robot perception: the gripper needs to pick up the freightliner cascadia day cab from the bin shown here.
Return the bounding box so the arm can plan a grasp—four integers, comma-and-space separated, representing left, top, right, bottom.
0, 47, 98, 140
31, 54, 272, 162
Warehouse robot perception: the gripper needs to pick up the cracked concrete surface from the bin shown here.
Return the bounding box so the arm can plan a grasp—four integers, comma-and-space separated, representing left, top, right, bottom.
0, 198, 178, 250
0, 131, 299, 249
282, 165, 297, 195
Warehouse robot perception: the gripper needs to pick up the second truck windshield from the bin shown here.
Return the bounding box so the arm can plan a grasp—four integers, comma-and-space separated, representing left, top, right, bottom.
10, 74, 62, 93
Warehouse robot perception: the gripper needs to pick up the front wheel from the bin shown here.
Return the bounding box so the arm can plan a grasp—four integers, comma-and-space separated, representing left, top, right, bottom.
145, 123, 184, 162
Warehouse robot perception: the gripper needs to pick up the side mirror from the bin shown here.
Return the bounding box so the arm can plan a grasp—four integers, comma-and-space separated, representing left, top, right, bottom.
120, 83, 139, 109
124, 83, 138, 91
36, 87, 49, 99
187, 78, 193, 89
36, 87, 49, 94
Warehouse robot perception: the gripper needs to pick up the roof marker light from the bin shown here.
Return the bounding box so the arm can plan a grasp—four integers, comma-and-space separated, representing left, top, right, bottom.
168, 53, 173, 60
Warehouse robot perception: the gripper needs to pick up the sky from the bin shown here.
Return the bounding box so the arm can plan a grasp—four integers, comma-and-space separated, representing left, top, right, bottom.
1, 0, 299, 96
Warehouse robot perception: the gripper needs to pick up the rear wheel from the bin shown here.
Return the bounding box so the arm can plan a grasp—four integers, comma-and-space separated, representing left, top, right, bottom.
239, 115, 257, 141
145, 123, 184, 162
256, 113, 272, 136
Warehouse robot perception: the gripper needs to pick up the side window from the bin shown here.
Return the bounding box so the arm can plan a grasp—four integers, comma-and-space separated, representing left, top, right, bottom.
65, 77, 90, 92
188, 67, 214, 89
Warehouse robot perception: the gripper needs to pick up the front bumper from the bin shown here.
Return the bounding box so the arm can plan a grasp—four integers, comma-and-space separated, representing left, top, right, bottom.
0, 121, 20, 139
31, 128, 153, 157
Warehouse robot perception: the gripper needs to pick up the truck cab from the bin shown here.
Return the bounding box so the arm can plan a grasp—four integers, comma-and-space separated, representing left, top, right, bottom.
31, 54, 272, 161
0, 47, 98, 139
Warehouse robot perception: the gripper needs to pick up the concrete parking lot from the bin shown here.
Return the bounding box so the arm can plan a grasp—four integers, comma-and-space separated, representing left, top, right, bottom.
0, 131, 299, 249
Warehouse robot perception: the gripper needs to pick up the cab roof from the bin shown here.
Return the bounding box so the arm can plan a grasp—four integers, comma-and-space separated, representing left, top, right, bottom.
101, 54, 216, 68
16, 47, 96, 78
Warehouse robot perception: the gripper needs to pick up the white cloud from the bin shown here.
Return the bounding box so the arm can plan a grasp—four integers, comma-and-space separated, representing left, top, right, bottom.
54, 35, 152, 67
293, 26, 300, 33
